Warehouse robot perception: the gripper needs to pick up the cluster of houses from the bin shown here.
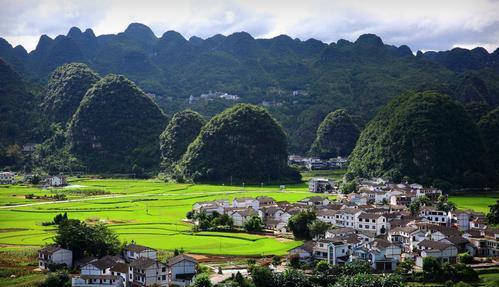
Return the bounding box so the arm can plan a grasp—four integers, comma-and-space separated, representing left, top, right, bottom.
292, 179, 499, 270
288, 155, 348, 170
188, 91, 239, 104
0, 172, 67, 187
38, 243, 198, 287
192, 178, 498, 272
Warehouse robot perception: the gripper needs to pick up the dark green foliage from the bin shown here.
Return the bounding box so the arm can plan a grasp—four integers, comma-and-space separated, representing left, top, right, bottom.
422, 257, 478, 283
273, 269, 311, 287
348, 91, 488, 187
54, 219, 120, 260
42, 63, 100, 125
192, 211, 233, 231
458, 252, 473, 264
332, 273, 402, 287
0, 59, 44, 168
307, 220, 330, 238
251, 265, 275, 287
193, 273, 212, 287
309, 109, 360, 158
287, 209, 316, 240
243, 215, 264, 232
39, 270, 70, 287
486, 200, 499, 225
68, 74, 167, 173
340, 180, 357, 194
478, 107, 499, 174
32, 123, 83, 174
177, 104, 300, 183
160, 110, 205, 175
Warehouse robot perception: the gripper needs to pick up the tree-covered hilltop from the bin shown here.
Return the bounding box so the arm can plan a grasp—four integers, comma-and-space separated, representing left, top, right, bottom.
1, 25, 498, 153
68, 74, 167, 173
478, 107, 499, 176
42, 63, 100, 126
309, 109, 360, 158
159, 110, 205, 175
177, 104, 300, 183
348, 91, 488, 187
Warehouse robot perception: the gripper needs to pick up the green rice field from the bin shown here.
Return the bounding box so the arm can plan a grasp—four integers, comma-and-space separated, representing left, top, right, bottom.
0, 176, 496, 257
0, 178, 318, 256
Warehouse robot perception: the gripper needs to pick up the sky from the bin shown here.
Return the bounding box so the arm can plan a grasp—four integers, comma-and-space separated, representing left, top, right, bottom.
1, 0, 498, 53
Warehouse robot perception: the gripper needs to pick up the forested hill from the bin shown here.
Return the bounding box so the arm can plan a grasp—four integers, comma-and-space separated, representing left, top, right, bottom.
1, 23, 499, 153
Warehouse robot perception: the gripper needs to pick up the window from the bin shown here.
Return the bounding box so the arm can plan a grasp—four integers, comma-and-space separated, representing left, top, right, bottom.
162, 267, 166, 272
162, 275, 166, 280
372, 226, 375, 229
359, 224, 363, 228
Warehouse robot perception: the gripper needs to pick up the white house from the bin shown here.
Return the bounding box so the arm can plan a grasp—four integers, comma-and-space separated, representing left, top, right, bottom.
128, 257, 168, 286
192, 201, 225, 216
308, 178, 335, 193
288, 241, 314, 263
167, 254, 198, 287
228, 208, 257, 227
38, 245, 72, 270
123, 244, 157, 261
388, 226, 426, 252
326, 241, 351, 265
419, 207, 450, 226
334, 208, 362, 228
0, 172, 15, 184
352, 239, 401, 271
448, 210, 471, 231
47, 175, 67, 187
356, 213, 387, 235
317, 209, 338, 224
415, 240, 458, 267
72, 256, 126, 287
298, 196, 331, 206
232, 198, 259, 210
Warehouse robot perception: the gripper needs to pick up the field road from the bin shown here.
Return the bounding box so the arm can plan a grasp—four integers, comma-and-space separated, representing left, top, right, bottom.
0, 189, 312, 209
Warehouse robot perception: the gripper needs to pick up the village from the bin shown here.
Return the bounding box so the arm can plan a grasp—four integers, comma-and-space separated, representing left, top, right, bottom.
191, 177, 499, 273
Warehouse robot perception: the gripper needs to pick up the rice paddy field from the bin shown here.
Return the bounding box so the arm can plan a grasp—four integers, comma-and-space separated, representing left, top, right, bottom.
0, 178, 319, 256
0, 174, 497, 257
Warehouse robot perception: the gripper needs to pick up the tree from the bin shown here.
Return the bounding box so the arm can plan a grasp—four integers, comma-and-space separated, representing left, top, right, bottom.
39, 270, 71, 287
54, 219, 120, 260
251, 265, 275, 287
396, 258, 415, 280
273, 268, 311, 287
458, 252, 473, 264
193, 273, 212, 287
309, 109, 360, 159
423, 257, 442, 282
308, 220, 330, 239
243, 216, 264, 232
340, 180, 357, 194
288, 254, 301, 269
436, 195, 456, 212
159, 110, 205, 175
486, 200, 499, 225
348, 91, 488, 187
288, 209, 316, 240
177, 104, 300, 184
68, 74, 167, 173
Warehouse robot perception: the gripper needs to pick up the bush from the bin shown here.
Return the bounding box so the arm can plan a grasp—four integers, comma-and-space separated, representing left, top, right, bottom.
459, 252, 473, 264
39, 270, 70, 287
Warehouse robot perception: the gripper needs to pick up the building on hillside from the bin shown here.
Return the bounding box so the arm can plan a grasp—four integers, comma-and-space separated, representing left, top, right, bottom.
72, 256, 126, 287
419, 207, 449, 226
288, 241, 314, 263
167, 254, 198, 287
0, 171, 15, 184
356, 213, 387, 235
38, 245, 73, 270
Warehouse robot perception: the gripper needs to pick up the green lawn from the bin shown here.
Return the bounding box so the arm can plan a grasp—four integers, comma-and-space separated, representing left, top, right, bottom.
0, 178, 319, 256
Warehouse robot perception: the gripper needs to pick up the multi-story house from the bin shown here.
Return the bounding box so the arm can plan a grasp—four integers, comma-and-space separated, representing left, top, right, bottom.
167, 254, 198, 287
415, 240, 458, 267
356, 213, 387, 235
419, 207, 449, 226
38, 245, 72, 270
128, 257, 168, 287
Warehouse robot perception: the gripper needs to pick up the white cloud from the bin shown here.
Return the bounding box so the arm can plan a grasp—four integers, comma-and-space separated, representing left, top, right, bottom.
0, 0, 498, 52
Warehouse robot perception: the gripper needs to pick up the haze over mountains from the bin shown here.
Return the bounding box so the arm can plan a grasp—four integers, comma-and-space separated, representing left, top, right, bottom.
1, 23, 498, 153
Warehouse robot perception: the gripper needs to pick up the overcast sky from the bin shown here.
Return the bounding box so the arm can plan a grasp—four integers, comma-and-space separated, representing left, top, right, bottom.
1, 0, 498, 53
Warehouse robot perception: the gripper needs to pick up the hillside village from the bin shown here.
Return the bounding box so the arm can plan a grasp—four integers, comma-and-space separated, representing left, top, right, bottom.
191, 178, 499, 272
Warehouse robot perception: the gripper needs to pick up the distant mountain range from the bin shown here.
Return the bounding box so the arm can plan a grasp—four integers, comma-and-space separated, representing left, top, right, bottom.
1, 23, 498, 153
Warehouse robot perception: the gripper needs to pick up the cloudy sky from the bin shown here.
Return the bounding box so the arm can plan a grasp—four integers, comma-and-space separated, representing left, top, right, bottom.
1, 0, 498, 52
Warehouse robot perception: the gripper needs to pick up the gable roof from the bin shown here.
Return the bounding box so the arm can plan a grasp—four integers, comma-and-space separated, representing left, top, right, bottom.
39, 245, 68, 255
418, 239, 453, 251
167, 254, 197, 266
130, 257, 159, 268
125, 243, 156, 253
